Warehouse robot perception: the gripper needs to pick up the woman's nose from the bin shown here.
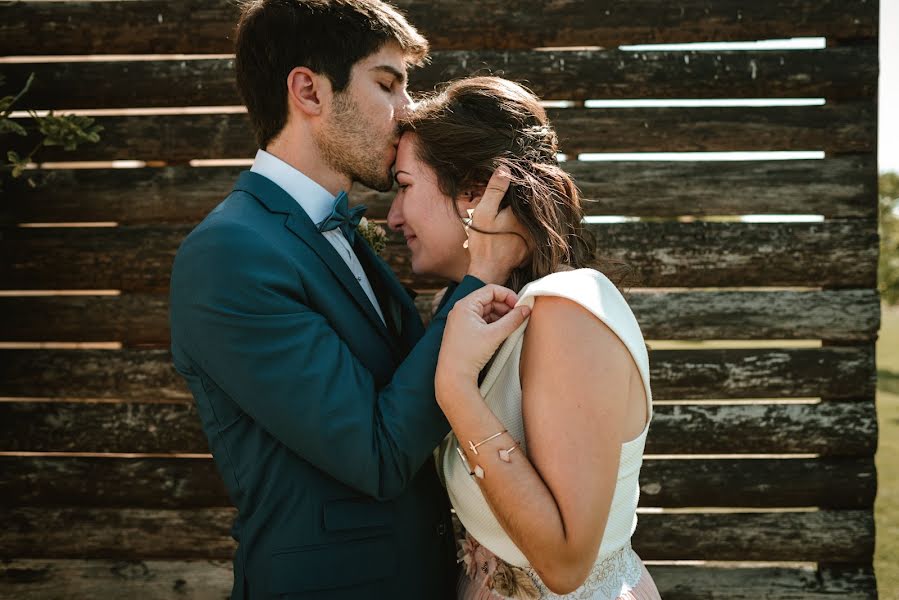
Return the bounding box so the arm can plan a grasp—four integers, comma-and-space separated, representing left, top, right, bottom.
387, 195, 404, 231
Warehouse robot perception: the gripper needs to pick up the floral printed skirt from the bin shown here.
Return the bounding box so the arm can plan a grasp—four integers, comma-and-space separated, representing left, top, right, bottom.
456, 531, 661, 600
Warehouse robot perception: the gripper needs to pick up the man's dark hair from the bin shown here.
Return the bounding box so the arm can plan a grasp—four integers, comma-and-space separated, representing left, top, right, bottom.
235, 0, 428, 149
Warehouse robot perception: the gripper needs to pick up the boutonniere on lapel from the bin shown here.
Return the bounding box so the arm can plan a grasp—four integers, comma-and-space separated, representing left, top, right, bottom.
356, 217, 388, 256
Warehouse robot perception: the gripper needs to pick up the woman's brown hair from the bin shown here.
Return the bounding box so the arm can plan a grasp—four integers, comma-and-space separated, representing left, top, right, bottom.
399, 77, 596, 292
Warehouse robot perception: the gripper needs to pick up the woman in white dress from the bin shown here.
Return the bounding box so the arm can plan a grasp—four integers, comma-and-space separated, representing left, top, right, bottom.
387, 77, 662, 600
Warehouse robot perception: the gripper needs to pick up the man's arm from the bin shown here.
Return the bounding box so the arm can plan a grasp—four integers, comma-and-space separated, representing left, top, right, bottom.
170, 221, 481, 501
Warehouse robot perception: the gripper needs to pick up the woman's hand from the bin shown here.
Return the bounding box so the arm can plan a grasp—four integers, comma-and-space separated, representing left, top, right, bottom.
465, 168, 530, 285
435, 284, 531, 397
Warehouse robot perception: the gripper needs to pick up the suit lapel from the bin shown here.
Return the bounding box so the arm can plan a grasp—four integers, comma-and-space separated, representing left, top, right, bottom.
233, 171, 397, 351
354, 236, 425, 349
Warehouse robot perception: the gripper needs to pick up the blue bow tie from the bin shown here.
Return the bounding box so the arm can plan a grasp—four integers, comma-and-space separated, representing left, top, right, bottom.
317, 191, 367, 244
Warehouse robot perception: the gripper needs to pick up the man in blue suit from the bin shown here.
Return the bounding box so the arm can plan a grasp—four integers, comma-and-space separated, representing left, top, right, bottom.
169, 1, 525, 598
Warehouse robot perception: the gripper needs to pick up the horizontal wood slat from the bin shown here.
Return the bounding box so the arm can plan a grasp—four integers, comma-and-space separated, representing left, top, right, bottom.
0, 560, 877, 600
0, 347, 874, 402
641, 458, 876, 508
0, 221, 879, 291
0, 560, 234, 600
2, 103, 876, 162
632, 289, 879, 342
0, 290, 880, 344
648, 564, 876, 600
1, 156, 878, 223
651, 346, 877, 400
0, 456, 875, 509
648, 399, 877, 455
0, 396, 876, 455
2, 46, 878, 110
0, 507, 873, 562
0, 0, 877, 55
634, 511, 874, 562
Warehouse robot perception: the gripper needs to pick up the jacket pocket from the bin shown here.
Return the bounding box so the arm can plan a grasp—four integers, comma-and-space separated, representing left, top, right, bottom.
322, 497, 394, 532
269, 535, 395, 593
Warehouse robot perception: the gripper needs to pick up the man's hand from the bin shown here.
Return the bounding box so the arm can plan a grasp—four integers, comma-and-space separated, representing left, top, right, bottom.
465, 168, 530, 285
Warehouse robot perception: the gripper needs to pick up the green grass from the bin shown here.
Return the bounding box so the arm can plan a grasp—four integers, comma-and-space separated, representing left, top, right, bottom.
876, 303, 899, 599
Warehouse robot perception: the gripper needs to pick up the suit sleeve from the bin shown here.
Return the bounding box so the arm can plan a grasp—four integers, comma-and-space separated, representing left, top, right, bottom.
170, 221, 482, 500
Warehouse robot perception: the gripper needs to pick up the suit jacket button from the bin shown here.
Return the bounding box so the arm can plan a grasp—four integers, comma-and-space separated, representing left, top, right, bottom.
437, 522, 447, 536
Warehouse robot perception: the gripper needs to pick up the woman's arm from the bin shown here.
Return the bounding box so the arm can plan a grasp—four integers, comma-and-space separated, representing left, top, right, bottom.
436, 295, 644, 594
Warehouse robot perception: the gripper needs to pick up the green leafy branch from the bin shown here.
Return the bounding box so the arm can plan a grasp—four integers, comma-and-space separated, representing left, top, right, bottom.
1, 72, 103, 180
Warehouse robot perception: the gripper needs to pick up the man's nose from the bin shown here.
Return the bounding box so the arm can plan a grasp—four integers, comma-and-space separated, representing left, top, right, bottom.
395, 89, 414, 119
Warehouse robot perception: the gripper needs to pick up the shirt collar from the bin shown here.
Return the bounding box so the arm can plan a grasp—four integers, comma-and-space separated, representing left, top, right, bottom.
250, 149, 336, 225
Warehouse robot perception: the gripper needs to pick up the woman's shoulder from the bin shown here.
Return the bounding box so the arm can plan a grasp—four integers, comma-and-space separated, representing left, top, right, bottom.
520, 268, 648, 361
518, 268, 628, 313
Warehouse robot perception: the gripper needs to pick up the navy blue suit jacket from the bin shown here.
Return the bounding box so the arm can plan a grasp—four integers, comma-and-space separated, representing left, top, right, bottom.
169, 171, 481, 598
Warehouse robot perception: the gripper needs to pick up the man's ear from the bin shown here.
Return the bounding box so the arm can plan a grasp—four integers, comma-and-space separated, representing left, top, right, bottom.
287, 67, 328, 117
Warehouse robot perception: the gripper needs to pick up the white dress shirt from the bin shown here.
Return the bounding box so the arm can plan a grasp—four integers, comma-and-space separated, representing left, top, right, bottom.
251, 149, 385, 324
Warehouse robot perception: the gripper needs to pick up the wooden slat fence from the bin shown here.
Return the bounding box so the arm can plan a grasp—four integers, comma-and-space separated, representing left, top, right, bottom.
0, 0, 880, 598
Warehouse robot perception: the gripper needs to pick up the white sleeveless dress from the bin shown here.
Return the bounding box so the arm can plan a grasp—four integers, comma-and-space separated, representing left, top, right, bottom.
440, 269, 659, 600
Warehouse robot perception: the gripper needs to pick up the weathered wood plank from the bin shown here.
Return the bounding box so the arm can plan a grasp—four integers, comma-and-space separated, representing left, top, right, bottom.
1, 103, 875, 162
0, 295, 171, 345
1, 457, 227, 509
0, 156, 878, 224
2, 46, 878, 110
0, 560, 877, 600
647, 399, 878, 455
649, 347, 876, 401
0, 0, 877, 55
0, 346, 874, 402
0, 398, 876, 456
0, 290, 880, 344
0, 350, 194, 401
587, 220, 878, 289
631, 289, 880, 342
642, 457, 876, 508
0, 456, 876, 509
0, 507, 873, 562
0, 560, 236, 600
648, 564, 876, 600
565, 155, 877, 218
0, 221, 879, 292
0, 507, 239, 559
0, 400, 206, 453
634, 511, 874, 562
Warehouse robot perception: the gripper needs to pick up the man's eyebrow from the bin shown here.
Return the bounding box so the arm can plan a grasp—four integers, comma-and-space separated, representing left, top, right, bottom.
371, 65, 406, 85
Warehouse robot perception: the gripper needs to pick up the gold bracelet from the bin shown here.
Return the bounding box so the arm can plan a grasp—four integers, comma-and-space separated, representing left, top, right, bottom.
456, 446, 485, 479
468, 430, 507, 456
458, 434, 518, 480
498, 444, 519, 462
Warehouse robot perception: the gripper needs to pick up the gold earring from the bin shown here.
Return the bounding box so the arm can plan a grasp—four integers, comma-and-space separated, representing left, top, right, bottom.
462, 208, 475, 249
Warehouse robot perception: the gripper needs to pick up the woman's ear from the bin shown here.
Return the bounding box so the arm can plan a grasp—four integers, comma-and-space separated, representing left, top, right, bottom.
454, 187, 485, 216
